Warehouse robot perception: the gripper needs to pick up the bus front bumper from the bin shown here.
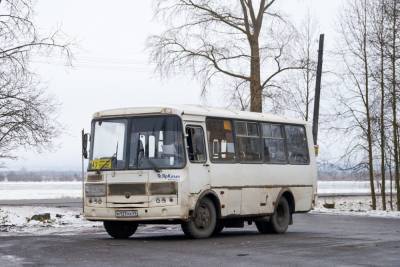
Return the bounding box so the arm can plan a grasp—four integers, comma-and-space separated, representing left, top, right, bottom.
84, 205, 187, 222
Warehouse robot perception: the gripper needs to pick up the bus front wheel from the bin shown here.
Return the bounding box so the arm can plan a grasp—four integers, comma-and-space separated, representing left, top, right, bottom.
181, 197, 217, 239
103, 221, 138, 239
256, 197, 290, 234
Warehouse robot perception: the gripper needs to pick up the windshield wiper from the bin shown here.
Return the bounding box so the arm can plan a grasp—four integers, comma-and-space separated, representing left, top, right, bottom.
96, 142, 118, 174
95, 155, 115, 174
147, 158, 161, 173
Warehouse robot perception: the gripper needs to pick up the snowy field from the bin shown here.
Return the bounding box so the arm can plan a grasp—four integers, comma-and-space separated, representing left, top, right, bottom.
0, 182, 82, 200
318, 180, 397, 196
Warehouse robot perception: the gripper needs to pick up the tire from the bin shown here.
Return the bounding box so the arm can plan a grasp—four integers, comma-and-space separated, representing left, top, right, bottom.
181, 197, 217, 239
212, 220, 224, 235
256, 197, 290, 234
103, 221, 138, 239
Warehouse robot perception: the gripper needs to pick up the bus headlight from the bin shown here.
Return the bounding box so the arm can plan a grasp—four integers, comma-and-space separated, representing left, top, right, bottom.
85, 184, 106, 197
149, 182, 177, 195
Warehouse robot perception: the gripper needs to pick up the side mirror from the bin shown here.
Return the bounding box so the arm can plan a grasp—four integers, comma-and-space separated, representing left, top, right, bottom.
82, 129, 89, 159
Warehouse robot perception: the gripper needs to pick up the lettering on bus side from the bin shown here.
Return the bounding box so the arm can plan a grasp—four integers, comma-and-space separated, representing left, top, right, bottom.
157, 173, 181, 181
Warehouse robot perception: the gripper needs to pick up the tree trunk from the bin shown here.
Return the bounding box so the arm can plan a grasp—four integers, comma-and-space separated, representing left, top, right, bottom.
390, 165, 394, 210
390, 0, 400, 211
366, 112, 376, 210
249, 39, 263, 113
379, 20, 386, 210
363, 1, 376, 210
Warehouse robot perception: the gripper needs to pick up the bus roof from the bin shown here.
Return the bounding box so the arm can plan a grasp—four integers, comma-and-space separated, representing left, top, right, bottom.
93, 105, 308, 125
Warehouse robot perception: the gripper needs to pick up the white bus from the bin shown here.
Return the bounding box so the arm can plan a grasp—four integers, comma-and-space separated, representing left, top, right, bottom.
82, 105, 317, 239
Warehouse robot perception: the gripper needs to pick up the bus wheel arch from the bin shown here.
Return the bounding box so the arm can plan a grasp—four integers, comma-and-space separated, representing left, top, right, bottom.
276, 188, 295, 216
192, 190, 221, 219
182, 193, 219, 239
255, 188, 295, 234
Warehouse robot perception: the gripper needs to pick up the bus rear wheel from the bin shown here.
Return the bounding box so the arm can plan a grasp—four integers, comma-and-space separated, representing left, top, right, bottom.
181, 197, 217, 239
256, 197, 290, 234
103, 221, 138, 239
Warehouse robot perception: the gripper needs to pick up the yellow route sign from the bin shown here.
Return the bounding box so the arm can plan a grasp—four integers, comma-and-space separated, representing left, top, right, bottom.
91, 159, 112, 170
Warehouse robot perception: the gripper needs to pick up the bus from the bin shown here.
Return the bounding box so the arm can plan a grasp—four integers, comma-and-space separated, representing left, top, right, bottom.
82, 105, 317, 239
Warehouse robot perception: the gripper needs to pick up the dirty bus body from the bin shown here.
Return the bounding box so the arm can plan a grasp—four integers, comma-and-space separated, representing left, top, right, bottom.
83, 105, 317, 239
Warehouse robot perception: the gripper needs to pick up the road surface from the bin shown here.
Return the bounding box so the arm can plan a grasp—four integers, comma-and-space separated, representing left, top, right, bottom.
1, 213, 399, 266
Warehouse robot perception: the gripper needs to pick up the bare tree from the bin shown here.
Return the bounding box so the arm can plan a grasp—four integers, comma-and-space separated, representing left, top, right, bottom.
385, 0, 400, 211
369, 0, 388, 210
337, 0, 377, 209
0, 0, 71, 161
275, 10, 318, 121
148, 0, 304, 112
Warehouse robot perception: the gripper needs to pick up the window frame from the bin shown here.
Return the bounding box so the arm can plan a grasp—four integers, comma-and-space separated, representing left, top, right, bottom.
127, 115, 187, 170
89, 115, 187, 171
185, 125, 207, 164
260, 122, 289, 165
88, 118, 129, 171
284, 124, 310, 165
233, 120, 263, 164
205, 117, 238, 164
204, 116, 311, 166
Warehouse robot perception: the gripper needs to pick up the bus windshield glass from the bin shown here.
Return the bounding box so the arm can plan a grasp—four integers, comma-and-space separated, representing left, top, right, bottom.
91, 119, 127, 170
128, 116, 185, 170
89, 116, 185, 171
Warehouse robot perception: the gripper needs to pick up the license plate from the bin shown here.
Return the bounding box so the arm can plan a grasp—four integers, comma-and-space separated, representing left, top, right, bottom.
115, 210, 138, 218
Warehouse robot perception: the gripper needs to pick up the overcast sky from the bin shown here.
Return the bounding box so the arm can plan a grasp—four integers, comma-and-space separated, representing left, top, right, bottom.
5, 0, 345, 171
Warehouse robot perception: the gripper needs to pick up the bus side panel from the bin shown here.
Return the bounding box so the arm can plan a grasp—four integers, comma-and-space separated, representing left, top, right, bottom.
290, 186, 314, 212
216, 189, 242, 216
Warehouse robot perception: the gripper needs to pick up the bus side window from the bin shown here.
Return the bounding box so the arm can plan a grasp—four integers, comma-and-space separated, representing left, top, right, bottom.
235, 121, 262, 162
186, 126, 207, 163
206, 118, 236, 162
285, 125, 310, 164
261, 123, 287, 164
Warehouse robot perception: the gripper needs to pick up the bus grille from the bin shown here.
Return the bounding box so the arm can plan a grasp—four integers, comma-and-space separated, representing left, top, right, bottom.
108, 183, 146, 196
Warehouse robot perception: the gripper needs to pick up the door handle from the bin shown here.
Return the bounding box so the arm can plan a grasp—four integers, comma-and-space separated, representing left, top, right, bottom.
203, 163, 210, 167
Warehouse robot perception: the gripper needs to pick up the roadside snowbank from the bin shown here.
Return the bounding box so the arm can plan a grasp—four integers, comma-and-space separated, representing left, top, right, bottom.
0, 206, 100, 235
313, 195, 400, 218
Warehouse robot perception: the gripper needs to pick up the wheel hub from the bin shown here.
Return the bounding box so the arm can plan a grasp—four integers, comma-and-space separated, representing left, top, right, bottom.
195, 205, 211, 229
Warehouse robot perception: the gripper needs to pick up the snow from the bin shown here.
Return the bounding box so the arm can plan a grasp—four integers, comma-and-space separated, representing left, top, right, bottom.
0, 206, 101, 235
0, 182, 82, 200
318, 180, 397, 196
313, 195, 400, 218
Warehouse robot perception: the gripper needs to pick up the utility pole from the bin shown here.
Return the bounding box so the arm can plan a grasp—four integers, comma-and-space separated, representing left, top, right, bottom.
312, 34, 325, 146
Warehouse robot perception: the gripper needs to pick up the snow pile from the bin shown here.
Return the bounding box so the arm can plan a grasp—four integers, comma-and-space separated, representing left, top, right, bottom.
313, 196, 400, 218
0, 206, 101, 235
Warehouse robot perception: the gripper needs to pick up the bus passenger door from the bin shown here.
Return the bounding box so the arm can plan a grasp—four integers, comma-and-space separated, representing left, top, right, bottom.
185, 124, 210, 193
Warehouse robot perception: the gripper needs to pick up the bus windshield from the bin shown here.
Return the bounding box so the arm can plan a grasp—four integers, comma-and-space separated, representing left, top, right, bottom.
90, 116, 185, 170
91, 119, 127, 170
128, 116, 185, 170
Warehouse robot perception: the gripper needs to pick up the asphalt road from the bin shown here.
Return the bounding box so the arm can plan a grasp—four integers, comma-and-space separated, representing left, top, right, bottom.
1, 213, 399, 267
